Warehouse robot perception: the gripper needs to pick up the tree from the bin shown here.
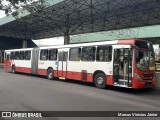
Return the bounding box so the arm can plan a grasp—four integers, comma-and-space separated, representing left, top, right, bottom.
0, 0, 47, 17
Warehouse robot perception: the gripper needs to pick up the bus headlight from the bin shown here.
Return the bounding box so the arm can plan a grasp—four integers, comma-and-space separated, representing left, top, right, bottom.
135, 74, 143, 82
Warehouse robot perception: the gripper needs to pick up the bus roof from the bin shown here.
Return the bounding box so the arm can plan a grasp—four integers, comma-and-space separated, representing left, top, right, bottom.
5, 48, 33, 52
39, 40, 118, 50
5, 38, 148, 52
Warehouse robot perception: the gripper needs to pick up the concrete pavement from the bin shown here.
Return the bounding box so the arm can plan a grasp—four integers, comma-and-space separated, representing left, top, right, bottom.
0, 69, 160, 120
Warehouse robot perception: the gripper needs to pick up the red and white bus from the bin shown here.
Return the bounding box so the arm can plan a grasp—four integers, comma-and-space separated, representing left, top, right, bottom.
4, 38, 156, 89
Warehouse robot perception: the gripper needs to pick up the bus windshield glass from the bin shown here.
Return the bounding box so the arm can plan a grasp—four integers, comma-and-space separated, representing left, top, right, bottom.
136, 49, 155, 71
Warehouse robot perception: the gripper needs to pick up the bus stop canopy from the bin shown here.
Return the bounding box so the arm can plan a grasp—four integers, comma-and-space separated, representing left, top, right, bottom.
0, 0, 160, 43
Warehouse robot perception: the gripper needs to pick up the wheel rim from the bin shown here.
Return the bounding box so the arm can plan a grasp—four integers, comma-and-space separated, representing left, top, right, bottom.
12, 67, 15, 73
48, 70, 53, 79
97, 77, 104, 85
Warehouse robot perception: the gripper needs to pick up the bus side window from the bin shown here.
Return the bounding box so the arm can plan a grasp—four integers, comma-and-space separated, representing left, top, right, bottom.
49, 49, 57, 60
82, 47, 95, 61
5, 53, 10, 60
19, 51, 25, 60
69, 48, 81, 61
97, 46, 112, 62
15, 51, 19, 60
25, 51, 31, 60
7, 55, 10, 60
40, 49, 48, 60
11, 52, 15, 60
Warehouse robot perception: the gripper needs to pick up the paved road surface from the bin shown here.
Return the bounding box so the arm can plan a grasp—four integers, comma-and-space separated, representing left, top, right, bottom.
0, 69, 160, 120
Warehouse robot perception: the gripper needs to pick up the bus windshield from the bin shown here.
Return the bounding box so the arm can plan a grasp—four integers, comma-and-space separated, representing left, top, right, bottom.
136, 49, 155, 71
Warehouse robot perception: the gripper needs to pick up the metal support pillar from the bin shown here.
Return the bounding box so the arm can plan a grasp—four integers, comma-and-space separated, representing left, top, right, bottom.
64, 35, 70, 45
22, 40, 28, 48
0, 51, 2, 63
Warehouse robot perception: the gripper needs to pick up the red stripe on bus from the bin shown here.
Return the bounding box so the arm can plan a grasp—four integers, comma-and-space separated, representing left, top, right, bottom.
4, 60, 12, 72
15, 67, 31, 74
117, 39, 135, 45
106, 76, 113, 85
38, 69, 47, 76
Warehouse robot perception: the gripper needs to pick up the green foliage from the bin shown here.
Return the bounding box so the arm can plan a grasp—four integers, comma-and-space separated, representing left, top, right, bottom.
0, 0, 47, 17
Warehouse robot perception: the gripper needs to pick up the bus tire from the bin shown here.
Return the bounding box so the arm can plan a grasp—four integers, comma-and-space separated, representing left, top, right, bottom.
47, 68, 54, 80
12, 66, 16, 74
94, 72, 106, 89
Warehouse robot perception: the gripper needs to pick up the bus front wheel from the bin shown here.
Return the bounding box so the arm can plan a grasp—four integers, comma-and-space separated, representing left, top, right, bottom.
12, 66, 16, 74
47, 68, 54, 80
94, 73, 106, 89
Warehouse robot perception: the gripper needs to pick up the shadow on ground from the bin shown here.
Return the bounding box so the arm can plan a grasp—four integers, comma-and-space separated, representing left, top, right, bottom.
9, 72, 159, 95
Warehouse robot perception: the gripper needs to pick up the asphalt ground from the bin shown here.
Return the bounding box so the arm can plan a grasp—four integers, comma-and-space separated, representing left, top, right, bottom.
0, 68, 160, 120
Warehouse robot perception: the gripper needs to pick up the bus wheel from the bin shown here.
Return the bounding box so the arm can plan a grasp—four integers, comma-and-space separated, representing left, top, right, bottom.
47, 68, 54, 80
94, 73, 106, 89
12, 66, 16, 74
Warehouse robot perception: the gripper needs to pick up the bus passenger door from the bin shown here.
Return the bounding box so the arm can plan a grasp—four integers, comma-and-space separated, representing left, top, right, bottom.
31, 48, 39, 74
57, 51, 68, 78
113, 49, 121, 84
113, 48, 132, 87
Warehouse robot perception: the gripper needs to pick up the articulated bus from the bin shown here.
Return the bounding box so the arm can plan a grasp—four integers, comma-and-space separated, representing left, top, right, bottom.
4, 38, 156, 89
